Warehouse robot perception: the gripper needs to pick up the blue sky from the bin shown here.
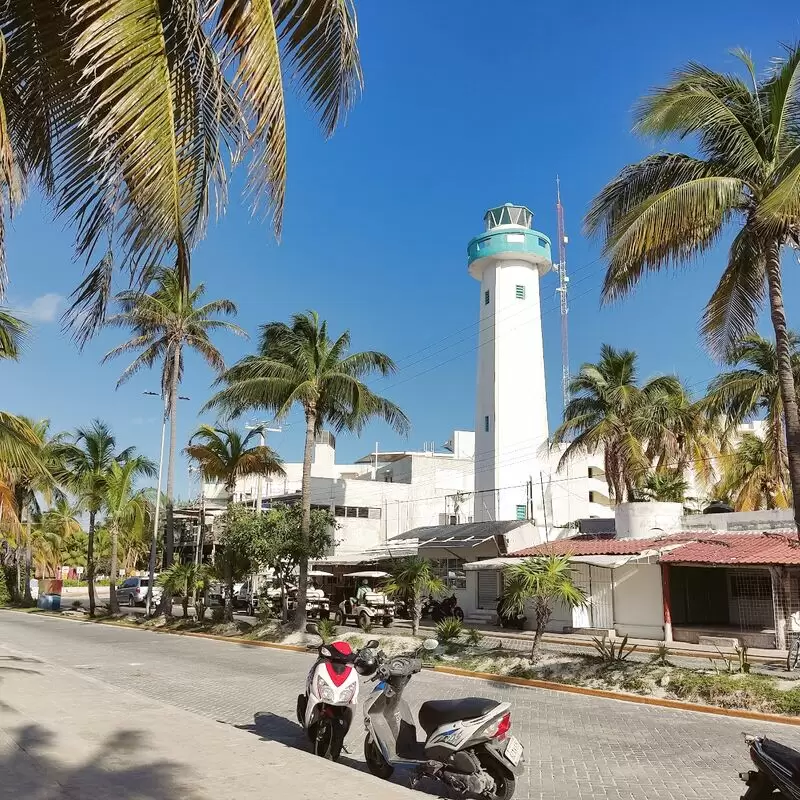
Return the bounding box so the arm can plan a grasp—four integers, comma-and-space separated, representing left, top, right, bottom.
4, 1, 800, 500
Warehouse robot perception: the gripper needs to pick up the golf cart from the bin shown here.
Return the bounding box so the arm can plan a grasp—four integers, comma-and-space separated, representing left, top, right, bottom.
259, 570, 333, 620
334, 570, 395, 628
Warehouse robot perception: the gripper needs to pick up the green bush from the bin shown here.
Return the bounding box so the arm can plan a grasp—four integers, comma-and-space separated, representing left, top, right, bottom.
0, 568, 12, 605
591, 634, 638, 663
666, 671, 800, 715
465, 628, 484, 646
435, 617, 464, 643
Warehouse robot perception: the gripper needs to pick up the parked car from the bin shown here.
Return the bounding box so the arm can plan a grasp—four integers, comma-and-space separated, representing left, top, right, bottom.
117, 576, 163, 608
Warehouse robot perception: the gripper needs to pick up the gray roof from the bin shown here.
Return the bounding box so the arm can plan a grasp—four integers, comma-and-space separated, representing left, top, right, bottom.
391, 520, 528, 548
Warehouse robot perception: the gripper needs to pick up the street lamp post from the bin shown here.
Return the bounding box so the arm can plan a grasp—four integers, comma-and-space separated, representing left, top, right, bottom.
245, 421, 281, 513
144, 390, 190, 617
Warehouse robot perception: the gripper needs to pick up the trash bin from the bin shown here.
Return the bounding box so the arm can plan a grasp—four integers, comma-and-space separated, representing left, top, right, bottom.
37, 578, 63, 611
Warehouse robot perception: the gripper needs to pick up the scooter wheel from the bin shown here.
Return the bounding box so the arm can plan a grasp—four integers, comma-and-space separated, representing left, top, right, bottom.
311, 719, 339, 761
478, 753, 516, 800
364, 735, 393, 779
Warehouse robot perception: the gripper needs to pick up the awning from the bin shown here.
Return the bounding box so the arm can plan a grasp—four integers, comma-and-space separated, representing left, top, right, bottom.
571, 555, 634, 569
464, 558, 521, 572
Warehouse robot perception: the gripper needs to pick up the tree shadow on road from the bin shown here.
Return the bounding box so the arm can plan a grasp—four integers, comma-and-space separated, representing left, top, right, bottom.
1, 723, 204, 799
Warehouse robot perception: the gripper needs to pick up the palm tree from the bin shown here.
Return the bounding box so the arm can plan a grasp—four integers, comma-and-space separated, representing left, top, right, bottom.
502, 556, 586, 662
61, 420, 136, 616
185, 424, 284, 501
638, 470, 690, 503
706, 332, 800, 490
383, 556, 445, 637
716, 432, 790, 511
158, 560, 211, 618
553, 345, 682, 502
102, 457, 156, 614
0, 2, 362, 327
5, 419, 66, 604
205, 310, 410, 628
0, 309, 28, 360
586, 46, 800, 531
103, 267, 246, 582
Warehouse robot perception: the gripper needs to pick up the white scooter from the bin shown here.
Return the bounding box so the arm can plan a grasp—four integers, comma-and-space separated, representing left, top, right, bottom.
296, 639, 378, 760
362, 640, 523, 800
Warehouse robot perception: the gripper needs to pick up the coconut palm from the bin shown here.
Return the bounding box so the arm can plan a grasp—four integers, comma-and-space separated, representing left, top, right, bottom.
553, 345, 682, 502
0, 309, 28, 360
42, 497, 83, 541
502, 556, 586, 662
0, 2, 362, 326
61, 421, 136, 615
383, 556, 445, 637
716, 432, 790, 511
103, 268, 246, 582
205, 310, 410, 628
4, 419, 67, 604
102, 457, 156, 614
705, 332, 800, 490
157, 560, 211, 618
586, 46, 800, 531
186, 424, 284, 503
638, 470, 690, 503
640, 380, 724, 489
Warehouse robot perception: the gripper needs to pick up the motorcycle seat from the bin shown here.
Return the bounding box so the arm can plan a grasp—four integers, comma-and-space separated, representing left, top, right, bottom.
761, 738, 800, 779
418, 698, 501, 735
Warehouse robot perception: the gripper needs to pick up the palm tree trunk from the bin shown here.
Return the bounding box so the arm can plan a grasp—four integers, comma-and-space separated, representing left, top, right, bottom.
294, 407, 317, 631
87, 510, 96, 617
530, 600, 550, 662
765, 243, 800, 535
160, 348, 181, 615
23, 513, 33, 605
412, 597, 421, 637
109, 526, 119, 614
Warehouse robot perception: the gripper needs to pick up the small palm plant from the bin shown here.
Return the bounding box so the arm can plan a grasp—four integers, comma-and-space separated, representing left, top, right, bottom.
158, 560, 212, 619
502, 555, 587, 662
383, 556, 445, 636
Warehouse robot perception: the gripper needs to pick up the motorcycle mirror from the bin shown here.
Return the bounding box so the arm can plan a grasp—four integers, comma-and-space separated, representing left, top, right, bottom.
422, 638, 439, 651
365, 639, 380, 650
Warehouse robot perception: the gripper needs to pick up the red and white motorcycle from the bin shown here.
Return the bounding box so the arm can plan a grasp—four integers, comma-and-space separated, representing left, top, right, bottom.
296, 639, 379, 760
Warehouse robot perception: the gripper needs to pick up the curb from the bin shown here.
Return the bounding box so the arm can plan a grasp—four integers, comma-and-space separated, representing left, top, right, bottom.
6, 608, 800, 728
432, 664, 800, 727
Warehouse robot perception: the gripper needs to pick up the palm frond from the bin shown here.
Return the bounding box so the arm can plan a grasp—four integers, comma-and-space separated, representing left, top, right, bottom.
0, 306, 28, 359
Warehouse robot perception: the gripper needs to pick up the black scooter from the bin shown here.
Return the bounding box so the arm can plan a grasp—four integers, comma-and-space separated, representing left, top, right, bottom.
741, 734, 800, 798
430, 594, 465, 623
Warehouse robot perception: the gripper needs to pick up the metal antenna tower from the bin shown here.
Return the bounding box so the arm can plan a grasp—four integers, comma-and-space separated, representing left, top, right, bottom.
555, 177, 570, 413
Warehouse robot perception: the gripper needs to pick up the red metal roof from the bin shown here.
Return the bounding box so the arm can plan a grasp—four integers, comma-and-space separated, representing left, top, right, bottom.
513, 530, 800, 566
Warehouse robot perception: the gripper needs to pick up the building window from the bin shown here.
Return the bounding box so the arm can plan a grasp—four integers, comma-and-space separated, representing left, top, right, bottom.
515, 285, 525, 300
333, 504, 381, 519
537, 237, 547, 248
484, 290, 490, 305
430, 558, 466, 590
484, 415, 490, 432
334, 505, 345, 517
357, 507, 369, 519
516, 504, 526, 520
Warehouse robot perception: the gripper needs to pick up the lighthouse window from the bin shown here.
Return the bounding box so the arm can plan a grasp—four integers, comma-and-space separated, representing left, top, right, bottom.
515, 285, 525, 300
484, 415, 490, 432
484, 290, 490, 305
538, 237, 547, 248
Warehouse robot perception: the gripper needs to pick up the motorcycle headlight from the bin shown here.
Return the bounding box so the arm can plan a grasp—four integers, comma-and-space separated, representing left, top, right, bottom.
338, 682, 357, 704
316, 676, 335, 702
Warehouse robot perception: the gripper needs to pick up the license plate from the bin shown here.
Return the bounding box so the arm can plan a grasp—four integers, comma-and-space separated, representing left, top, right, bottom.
504, 736, 523, 766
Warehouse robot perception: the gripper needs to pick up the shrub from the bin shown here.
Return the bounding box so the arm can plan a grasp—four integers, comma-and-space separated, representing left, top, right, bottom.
591, 634, 638, 663
435, 617, 464, 644
0, 568, 12, 605
651, 642, 671, 666
71, 600, 83, 610
466, 628, 484, 647
255, 604, 273, 624
317, 618, 338, 644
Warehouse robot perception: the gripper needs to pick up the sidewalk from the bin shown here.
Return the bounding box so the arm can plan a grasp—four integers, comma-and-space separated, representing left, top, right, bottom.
0, 642, 417, 800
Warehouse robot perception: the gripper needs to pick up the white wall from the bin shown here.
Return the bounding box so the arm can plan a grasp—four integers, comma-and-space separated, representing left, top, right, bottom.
616, 502, 683, 540
612, 563, 664, 639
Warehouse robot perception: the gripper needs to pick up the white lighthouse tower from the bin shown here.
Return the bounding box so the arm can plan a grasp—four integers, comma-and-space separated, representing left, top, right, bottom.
467, 204, 552, 523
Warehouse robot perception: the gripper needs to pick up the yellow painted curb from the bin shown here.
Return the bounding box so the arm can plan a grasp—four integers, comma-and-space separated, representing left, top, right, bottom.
433, 664, 800, 727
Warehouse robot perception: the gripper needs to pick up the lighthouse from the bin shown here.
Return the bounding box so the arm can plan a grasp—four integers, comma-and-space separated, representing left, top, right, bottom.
467, 204, 552, 523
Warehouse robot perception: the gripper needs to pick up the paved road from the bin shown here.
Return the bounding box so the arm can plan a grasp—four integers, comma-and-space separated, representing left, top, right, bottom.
2, 611, 799, 799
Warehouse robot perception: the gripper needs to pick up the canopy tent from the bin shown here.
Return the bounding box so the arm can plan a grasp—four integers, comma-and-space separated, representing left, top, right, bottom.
345, 570, 390, 579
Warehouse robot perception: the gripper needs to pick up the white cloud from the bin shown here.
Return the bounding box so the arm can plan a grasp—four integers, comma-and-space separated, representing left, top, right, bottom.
15, 293, 64, 323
